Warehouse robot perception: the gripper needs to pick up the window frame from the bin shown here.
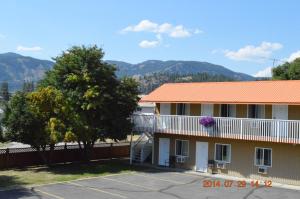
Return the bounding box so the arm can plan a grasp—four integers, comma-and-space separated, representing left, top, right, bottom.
175, 139, 189, 158
214, 143, 231, 163
247, 105, 265, 119
176, 103, 186, 115
254, 147, 272, 167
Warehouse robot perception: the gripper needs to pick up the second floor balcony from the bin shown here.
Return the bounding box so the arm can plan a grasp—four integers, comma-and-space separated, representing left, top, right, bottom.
132, 114, 300, 144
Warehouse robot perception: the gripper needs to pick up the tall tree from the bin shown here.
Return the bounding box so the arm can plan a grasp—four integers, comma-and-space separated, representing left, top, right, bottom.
40, 46, 139, 159
2, 87, 68, 163
272, 58, 300, 80
0, 81, 10, 101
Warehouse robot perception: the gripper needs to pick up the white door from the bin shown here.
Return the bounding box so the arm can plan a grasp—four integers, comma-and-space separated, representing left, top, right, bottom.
160, 103, 171, 115
195, 142, 208, 172
185, 104, 190, 115
272, 105, 288, 120
201, 104, 214, 116
159, 138, 170, 166
272, 105, 288, 137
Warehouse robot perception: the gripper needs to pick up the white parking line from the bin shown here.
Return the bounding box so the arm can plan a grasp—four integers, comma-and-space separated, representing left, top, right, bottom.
102, 177, 157, 191
35, 189, 64, 199
68, 181, 127, 199
133, 173, 183, 184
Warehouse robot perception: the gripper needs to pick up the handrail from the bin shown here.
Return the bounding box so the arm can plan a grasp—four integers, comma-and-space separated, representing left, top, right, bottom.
132, 114, 300, 144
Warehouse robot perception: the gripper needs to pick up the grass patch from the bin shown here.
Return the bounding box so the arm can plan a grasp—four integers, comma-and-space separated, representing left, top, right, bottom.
0, 160, 143, 188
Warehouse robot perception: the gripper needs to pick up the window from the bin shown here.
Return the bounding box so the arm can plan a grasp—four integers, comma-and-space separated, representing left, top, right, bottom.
176, 103, 186, 115
220, 104, 236, 117
248, 105, 265, 119
255, 148, 272, 167
215, 144, 231, 163
175, 140, 189, 157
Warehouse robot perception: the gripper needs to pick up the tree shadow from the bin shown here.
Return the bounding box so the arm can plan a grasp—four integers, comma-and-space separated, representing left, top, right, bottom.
22, 159, 145, 176
0, 176, 43, 199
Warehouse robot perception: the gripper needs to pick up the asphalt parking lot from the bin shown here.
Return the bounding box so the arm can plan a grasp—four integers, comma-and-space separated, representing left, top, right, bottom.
1, 169, 300, 199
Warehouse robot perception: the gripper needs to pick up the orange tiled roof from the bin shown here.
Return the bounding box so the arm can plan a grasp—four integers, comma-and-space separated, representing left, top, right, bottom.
140, 80, 300, 105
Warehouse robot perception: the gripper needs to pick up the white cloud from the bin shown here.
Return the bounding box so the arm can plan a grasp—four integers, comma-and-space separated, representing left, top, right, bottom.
254, 66, 273, 77
286, 50, 300, 62
169, 25, 191, 38
122, 19, 200, 38
194, 29, 203, 34
224, 42, 283, 61
16, 45, 42, 52
139, 40, 160, 48
122, 20, 158, 32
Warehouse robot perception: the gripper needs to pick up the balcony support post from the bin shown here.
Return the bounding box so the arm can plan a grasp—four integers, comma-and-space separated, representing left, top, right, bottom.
240, 120, 243, 139
276, 121, 280, 142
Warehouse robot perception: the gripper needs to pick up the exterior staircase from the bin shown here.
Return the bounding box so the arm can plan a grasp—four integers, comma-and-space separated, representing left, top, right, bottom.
130, 132, 153, 164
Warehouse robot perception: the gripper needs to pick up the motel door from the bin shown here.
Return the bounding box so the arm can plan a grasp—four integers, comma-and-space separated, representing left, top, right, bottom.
272, 105, 288, 137
195, 142, 208, 172
159, 138, 170, 166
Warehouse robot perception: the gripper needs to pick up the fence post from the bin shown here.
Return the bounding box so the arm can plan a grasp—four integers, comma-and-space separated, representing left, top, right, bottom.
110, 143, 113, 160
129, 131, 133, 164
5, 148, 9, 168
64, 143, 67, 164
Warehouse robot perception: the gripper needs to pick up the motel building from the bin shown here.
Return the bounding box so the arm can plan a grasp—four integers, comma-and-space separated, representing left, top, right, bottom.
131, 80, 300, 186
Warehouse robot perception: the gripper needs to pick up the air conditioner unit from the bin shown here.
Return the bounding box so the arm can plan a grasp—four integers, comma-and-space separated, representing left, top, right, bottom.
176, 156, 187, 163
216, 162, 226, 169
258, 166, 268, 174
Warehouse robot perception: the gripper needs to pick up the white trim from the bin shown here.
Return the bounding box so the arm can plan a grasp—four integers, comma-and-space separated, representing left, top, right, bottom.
214, 143, 231, 163
175, 139, 189, 158
254, 147, 272, 167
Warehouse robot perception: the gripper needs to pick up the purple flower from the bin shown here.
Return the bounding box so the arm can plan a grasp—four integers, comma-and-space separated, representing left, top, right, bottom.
200, 116, 215, 127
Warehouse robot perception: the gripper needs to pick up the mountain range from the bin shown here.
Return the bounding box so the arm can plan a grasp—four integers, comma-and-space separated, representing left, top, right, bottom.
106, 60, 254, 80
0, 53, 254, 91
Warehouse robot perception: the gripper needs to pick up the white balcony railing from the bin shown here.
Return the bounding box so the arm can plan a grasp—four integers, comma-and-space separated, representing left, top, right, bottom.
132, 114, 300, 144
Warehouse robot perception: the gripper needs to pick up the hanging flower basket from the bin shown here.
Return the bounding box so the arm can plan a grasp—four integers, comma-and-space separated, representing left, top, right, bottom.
199, 116, 215, 128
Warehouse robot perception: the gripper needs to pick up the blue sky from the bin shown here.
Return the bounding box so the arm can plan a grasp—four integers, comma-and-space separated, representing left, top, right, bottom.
1, 0, 300, 77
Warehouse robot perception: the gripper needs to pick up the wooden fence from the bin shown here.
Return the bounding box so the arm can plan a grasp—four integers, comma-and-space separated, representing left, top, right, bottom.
0, 142, 130, 169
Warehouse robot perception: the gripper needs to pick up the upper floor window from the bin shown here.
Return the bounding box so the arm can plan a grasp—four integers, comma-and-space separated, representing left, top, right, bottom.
248, 105, 265, 119
176, 103, 186, 115
255, 147, 272, 167
176, 103, 190, 115
220, 104, 236, 117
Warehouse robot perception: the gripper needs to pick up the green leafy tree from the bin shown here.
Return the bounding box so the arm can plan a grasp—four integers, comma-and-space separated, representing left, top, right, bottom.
272, 58, 300, 80
0, 81, 10, 102
2, 87, 68, 163
2, 92, 46, 152
40, 46, 139, 160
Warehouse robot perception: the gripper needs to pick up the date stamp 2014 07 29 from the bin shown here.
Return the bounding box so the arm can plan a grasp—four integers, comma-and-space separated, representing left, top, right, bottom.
202, 179, 272, 188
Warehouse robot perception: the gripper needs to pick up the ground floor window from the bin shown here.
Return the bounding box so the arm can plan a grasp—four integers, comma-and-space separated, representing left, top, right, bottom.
175, 140, 189, 157
215, 143, 231, 163
255, 147, 272, 167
